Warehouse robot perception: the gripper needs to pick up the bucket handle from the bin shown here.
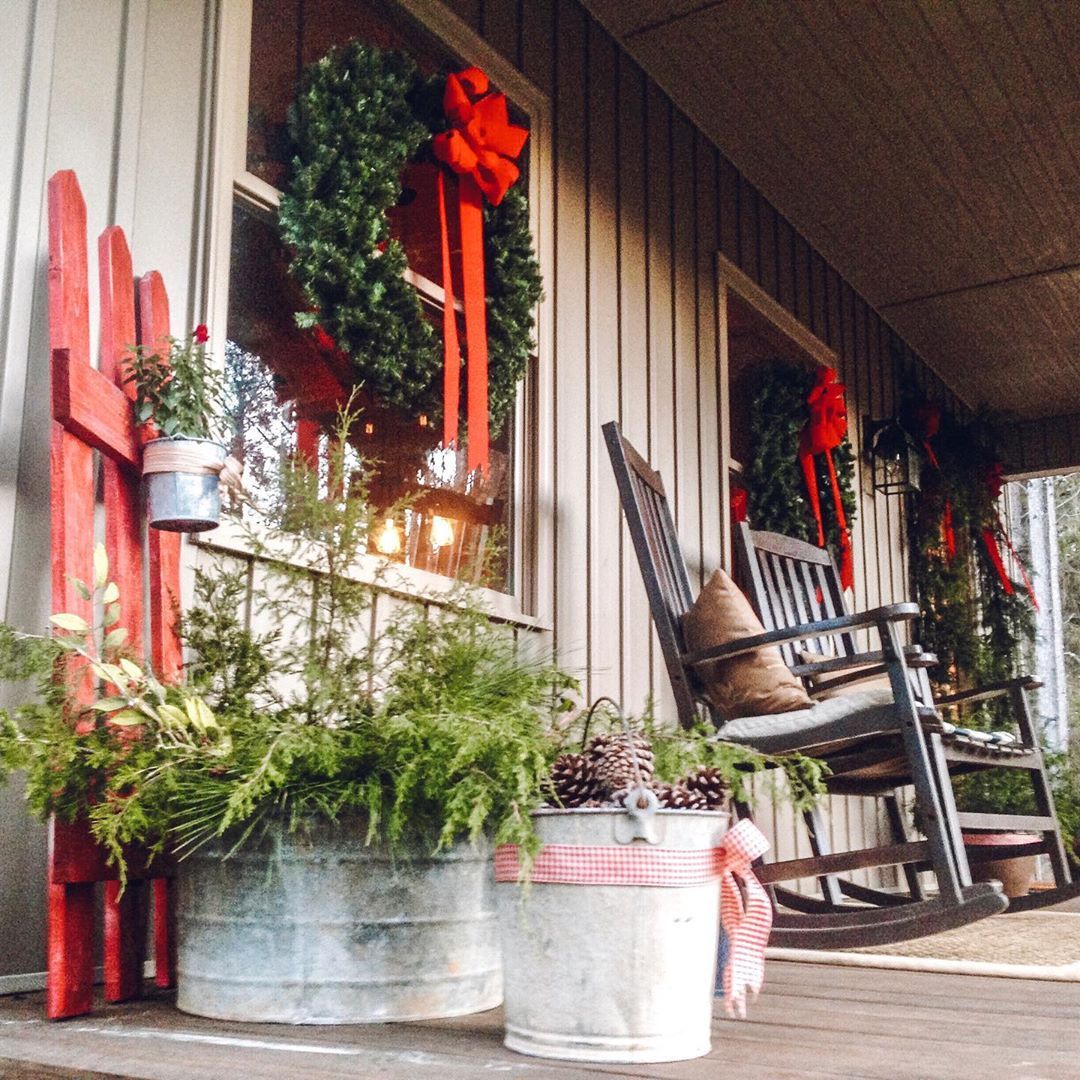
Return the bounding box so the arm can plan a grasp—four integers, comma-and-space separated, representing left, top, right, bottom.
582, 696, 660, 845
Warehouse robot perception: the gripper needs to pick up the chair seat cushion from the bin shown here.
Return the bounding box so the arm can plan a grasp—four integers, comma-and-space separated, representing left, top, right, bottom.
682, 569, 813, 722
718, 687, 902, 754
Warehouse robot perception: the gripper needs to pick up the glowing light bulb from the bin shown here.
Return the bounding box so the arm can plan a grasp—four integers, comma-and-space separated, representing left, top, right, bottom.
429, 515, 455, 548
418, 414, 429, 428
375, 517, 401, 556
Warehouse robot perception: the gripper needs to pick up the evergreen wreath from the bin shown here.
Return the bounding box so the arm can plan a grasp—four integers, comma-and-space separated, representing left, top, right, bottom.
278, 42, 542, 436
745, 359, 856, 552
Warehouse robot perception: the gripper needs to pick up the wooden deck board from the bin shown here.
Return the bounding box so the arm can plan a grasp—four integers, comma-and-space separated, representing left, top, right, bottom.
1, 962, 1079, 1078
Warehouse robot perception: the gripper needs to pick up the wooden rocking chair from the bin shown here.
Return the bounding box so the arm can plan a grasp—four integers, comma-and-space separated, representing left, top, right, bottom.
604, 420, 1012, 948
737, 520, 1080, 918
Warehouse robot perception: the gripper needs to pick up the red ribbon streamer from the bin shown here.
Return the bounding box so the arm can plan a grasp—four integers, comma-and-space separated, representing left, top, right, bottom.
981, 463, 1038, 608
432, 68, 528, 476
799, 367, 853, 590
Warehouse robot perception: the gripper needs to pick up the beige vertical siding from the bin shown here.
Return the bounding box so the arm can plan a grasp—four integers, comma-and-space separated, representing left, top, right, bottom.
445, 0, 959, 876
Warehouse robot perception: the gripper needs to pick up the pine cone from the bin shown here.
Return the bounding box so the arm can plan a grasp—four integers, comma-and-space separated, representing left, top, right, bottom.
586, 732, 654, 794
610, 780, 707, 811
548, 752, 600, 808
681, 765, 729, 811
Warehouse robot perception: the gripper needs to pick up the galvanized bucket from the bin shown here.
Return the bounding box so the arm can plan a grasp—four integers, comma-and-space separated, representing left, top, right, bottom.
176, 817, 501, 1024
143, 436, 225, 532
498, 806, 728, 1064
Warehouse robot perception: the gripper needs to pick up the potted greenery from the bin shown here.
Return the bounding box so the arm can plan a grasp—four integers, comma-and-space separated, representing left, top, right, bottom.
0, 403, 576, 1024
126, 324, 229, 532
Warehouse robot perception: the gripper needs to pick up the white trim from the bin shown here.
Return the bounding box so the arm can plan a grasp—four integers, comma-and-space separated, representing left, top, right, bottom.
194, 522, 551, 632
208, 0, 553, 626
767, 946, 1080, 982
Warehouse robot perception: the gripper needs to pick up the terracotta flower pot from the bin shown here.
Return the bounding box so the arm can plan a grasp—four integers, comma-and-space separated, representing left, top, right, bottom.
963, 831, 1040, 899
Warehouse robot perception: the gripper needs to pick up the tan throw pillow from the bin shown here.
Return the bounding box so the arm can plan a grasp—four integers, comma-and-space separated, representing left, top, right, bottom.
799, 648, 891, 700
682, 570, 813, 721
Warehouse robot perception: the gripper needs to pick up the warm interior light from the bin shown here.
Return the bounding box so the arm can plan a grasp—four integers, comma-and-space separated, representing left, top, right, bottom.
429, 514, 455, 548
418, 414, 428, 428
375, 517, 401, 556
364, 422, 374, 435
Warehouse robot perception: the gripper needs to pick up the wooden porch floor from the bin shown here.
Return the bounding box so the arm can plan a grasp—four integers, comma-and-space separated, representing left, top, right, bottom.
2, 961, 1079, 1079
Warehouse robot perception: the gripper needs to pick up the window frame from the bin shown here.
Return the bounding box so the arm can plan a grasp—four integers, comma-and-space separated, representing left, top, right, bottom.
201, 0, 553, 629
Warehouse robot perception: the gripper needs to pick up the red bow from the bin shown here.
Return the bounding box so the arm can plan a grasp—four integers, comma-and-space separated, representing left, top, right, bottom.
432, 69, 529, 476
982, 463, 1038, 607
799, 367, 853, 590
915, 404, 955, 560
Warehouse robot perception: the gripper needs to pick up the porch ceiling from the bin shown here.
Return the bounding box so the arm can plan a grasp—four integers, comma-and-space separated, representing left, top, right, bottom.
584, 0, 1080, 423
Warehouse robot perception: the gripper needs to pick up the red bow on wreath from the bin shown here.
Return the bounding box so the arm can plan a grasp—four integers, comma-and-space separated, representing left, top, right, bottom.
799, 367, 854, 591
432, 67, 529, 477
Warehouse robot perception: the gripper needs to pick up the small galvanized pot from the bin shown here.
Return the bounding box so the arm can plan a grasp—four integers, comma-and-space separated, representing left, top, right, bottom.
498, 805, 728, 1064
142, 436, 225, 532
176, 816, 501, 1024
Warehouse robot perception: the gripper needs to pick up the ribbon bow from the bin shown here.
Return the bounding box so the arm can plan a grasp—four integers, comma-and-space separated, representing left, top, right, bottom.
914, 404, 957, 560
799, 367, 854, 590
431, 68, 529, 476
717, 819, 773, 1018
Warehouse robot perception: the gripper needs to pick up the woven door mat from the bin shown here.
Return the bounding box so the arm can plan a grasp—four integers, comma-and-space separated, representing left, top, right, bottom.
769, 911, 1080, 981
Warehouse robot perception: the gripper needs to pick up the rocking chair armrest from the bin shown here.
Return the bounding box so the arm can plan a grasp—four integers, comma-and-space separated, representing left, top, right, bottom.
791, 644, 935, 679
935, 676, 1043, 707
682, 603, 920, 667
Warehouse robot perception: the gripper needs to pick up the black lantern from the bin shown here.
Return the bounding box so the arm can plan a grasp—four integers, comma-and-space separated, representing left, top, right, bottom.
865, 417, 921, 496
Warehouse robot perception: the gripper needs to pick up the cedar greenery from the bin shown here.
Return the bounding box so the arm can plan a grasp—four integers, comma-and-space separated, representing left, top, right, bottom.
278, 41, 542, 437
745, 359, 856, 550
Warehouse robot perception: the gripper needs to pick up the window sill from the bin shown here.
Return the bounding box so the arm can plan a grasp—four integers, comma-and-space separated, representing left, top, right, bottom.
192, 520, 550, 633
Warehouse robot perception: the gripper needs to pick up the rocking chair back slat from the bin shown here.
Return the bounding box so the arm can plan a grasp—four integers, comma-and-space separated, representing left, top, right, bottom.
603, 422, 699, 726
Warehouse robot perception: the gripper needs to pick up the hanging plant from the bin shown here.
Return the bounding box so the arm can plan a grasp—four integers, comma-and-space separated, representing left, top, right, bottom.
745, 360, 857, 558
278, 42, 542, 441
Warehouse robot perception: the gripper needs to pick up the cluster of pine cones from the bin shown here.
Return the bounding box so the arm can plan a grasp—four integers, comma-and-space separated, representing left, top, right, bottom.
545, 731, 728, 811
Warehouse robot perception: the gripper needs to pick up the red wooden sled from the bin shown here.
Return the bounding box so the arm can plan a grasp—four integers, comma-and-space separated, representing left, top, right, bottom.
47, 169, 179, 1018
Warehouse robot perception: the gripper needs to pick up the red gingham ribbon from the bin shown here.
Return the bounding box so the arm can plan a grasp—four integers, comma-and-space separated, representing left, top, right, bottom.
494, 843, 726, 887
719, 819, 772, 1017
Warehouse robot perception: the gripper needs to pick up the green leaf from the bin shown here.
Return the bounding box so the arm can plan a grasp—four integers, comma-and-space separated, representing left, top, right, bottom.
93, 697, 130, 712
119, 658, 143, 681
51, 613, 89, 634
94, 545, 109, 589
70, 578, 92, 602
103, 628, 129, 651
104, 604, 121, 628
108, 710, 144, 727
102, 582, 120, 605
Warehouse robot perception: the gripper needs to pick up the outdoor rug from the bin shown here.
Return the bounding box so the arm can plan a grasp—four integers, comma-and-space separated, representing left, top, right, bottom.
768, 910, 1080, 981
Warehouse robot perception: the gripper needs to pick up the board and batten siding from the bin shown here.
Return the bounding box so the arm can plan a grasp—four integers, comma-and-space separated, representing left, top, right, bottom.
442, 0, 967, 876
0, 0, 963, 983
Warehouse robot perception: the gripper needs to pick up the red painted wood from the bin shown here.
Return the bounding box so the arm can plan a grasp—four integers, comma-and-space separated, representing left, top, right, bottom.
98, 227, 149, 1002
47, 171, 97, 1021
51, 348, 141, 469
47, 171, 178, 1016
153, 877, 176, 988
139, 272, 182, 685
104, 881, 148, 1002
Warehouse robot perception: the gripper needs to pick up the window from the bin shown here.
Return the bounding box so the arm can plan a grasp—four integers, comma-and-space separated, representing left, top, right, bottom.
210, 0, 548, 614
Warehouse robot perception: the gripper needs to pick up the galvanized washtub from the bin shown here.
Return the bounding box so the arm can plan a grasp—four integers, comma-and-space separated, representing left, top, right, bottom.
497, 805, 728, 1064
176, 817, 501, 1023
142, 436, 225, 533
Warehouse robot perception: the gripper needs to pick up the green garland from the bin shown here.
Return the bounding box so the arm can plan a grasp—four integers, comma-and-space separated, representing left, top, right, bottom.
279, 42, 542, 436
904, 406, 1034, 695
745, 360, 856, 552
